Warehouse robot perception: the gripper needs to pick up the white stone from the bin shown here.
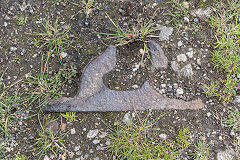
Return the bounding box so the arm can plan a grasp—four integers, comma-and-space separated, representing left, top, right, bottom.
178, 41, 183, 47
207, 112, 212, 117
191, 7, 213, 20
159, 133, 167, 140
43, 155, 50, 160
177, 54, 187, 62
133, 64, 140, 72
234, 95, 240, 104
61, 52, 68, 58
217, 148, 235, 160
197, 58, 201, 65
186, 50, 194, 58
161, 84, 166, 88
71, 128, 76, 134
180, 64, 194, 78
92, 139, 100, 144
74, 146, 80, 151
87, 129, 99, 139
176, 88, 184, 97
132, 84, 139, 89
184, 17, 190, 23
10, 46, 17, 52
3, 22, 7, 27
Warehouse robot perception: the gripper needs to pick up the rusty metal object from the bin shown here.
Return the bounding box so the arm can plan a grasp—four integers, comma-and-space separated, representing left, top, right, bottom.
43, 41, 204, 112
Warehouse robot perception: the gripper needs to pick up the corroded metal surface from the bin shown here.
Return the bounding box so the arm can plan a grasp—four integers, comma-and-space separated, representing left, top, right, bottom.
43, 41, 204, 112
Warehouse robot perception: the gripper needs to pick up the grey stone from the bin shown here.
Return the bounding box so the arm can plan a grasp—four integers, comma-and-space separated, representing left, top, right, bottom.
99, 132, 107, 138
234, 95, 240, 104
69, 152, 75, 158
158, 26, 173, 41
122, 113, 132, 125
217, 148, 235, 160
93, 157, 100, 160
171, 61, 180, 72
191, 7, 213, 21
84, 154, 89, 159
4, 15, 10, 20
20, 2, 27, 11
105, 140, 111, 146
87, 129, 99, 139
92, 139, 100, 144
148, 40, 168, 69
177, 54, 187, 62
180, 64, 194, 78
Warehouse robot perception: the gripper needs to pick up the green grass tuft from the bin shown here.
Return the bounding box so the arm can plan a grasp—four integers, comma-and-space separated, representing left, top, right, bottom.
34, 114, 69, 159
30, 19, 71, 69
60, 112, 78, 122
176, 126, 191, 149
205, 0, 240, 104
107, 112, 195, 160
99, 12, 158, 66
0, 70, 28, 159
223, 109, 240, 132
194, 140, 210, 160
71, 0, 95, 19
168, 0, 190, 28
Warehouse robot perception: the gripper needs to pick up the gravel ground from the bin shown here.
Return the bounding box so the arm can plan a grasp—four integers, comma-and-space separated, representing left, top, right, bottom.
0, 0, 239, 159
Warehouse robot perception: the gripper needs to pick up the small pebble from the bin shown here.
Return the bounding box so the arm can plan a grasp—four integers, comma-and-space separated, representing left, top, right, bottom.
194, 18, 199, 23
177, 54, 187, 62
92, 139, 100, 145
122, 113, 132, 125
43, 155, 50, 160
87, 129, 99, 139
105, 140, 111, 146
159, 133, 167, 140
74, 146, 80, 151
61, 52, 68, 58
10, 46, 17, 52
177, 41, 183, 47
176, 88, 184, 97
89, 149, 94, 154
132, 84, 139, 89
71, 128, 76, 134
184, 17, 189, 23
